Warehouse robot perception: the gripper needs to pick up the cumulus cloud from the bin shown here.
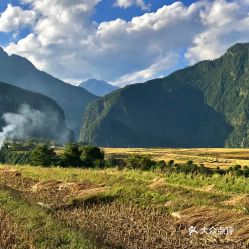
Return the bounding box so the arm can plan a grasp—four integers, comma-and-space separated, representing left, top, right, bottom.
117, 53, 180, 86
0, 4, 36, 32
114, 0, 150, 10
186, 0, 249, 63
3, 0, 249, 85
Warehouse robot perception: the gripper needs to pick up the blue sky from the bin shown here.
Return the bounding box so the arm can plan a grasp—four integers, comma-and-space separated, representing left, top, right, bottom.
0, 0, 248, 85
93, 0, 199, 22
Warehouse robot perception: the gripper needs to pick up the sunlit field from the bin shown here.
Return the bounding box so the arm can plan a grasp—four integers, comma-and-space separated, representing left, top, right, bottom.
1, 148, 249, 248
104, 148, 249, 169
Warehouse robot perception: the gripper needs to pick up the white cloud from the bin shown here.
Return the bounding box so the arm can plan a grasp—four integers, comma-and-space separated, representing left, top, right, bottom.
114, 0, 150, 10
0, 4, 36, 32
116, 53, 180, 86
186, 0, 249, 63
4, 0, 249, 86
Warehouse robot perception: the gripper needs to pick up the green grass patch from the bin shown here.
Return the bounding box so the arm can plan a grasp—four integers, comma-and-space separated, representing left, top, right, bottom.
3, 166, 238, 211
0, 187, 97, 249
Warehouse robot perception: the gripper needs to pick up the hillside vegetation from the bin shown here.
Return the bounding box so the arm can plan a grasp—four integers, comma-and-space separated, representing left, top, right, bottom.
81, 43, 249, 147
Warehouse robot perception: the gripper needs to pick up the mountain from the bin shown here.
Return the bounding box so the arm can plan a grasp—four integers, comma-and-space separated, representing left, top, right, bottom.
79, 79, 119, 96
0, 48, 97, 138
80, 43, 249, 148
0, 82, 73, 144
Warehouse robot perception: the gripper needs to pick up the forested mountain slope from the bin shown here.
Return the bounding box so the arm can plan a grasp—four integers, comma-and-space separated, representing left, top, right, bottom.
81, 43, 249, 148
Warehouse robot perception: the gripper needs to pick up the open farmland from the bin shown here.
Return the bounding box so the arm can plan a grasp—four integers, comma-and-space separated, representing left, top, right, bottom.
1, 147, 249, 248
104, 148, 249, 169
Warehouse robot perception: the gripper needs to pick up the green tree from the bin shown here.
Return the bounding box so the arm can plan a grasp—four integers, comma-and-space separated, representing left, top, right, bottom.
126, 155, 155, 170
30, 144, 58, 167
80, 146, 104, 167
62, 143, 81, 167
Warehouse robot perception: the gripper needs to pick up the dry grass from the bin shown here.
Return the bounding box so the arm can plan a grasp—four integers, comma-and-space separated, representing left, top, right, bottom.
58, 204, 245, 249
0, 166, 248, 248
0, 209, 18, 249
2, 146, 249, 249
104, 148, 249, 168
178, 206, 249, 243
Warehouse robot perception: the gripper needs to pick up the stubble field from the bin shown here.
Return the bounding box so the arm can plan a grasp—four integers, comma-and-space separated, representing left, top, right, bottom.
1, 148, 249, 248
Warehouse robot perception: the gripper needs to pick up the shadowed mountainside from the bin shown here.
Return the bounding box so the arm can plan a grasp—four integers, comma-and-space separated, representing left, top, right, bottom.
81, 43, 249, 147
0, 48, 97, 138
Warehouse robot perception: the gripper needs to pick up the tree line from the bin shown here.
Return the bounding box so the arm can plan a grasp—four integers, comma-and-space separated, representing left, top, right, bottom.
1, 142, 249, 178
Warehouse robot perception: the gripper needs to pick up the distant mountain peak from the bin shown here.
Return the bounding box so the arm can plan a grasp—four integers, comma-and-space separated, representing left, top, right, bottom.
79, 79, 119, 96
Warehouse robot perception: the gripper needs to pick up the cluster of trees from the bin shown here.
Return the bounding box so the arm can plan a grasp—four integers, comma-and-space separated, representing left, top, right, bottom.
0, 143, 104, 168
1, 142, 249, 178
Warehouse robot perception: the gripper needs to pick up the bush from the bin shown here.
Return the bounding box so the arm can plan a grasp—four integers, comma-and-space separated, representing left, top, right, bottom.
93, 159, 105, 169
244, 168, 249, 177
233, 164, 242, 171
153, 160, 167, 171
186, 160, 193, 166
80, 146, 104, 167
126, 155, 156, 170
168, 160, 174, 167
30, 144, 58, 167
62, 143, 82, 167
198, 164, 212, 175
180, 163, 198, 174
105, 157, 126, 169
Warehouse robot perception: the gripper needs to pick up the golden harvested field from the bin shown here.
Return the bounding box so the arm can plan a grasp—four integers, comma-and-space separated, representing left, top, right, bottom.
104, 148, 249, 169
0, 165, 248, 249
2, 148, 249, 248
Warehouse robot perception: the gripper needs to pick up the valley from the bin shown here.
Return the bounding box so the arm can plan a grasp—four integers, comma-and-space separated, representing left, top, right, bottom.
0, 0, 248, 248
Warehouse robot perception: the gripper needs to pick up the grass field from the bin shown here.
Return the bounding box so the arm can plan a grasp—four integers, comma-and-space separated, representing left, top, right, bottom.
1, 148, 249, 248
104, 147, 249, 168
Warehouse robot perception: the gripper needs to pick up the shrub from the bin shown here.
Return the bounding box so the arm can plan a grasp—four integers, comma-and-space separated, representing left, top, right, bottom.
181, 163, 198, 174
244, 168, 249, 177
168, 160, 174, 167
126, 155, 155, 170
153, 160, 167, 171
62, 143, 82, 167
105, 157, 126, 169
93, 159, 105, 169
30, 144, 58, 167
198, 164, 212, 175
80, 146, 104, 167
234, 169, 244, 176
233, 164, 242, 171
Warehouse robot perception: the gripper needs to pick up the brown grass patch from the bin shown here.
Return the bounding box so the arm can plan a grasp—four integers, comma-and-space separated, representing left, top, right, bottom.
58, 204, 244, 249
222, 195, 249, 207
0, 209, 18, 249
202, 184, 215, 192
149, 177, 166, 189
177, 206, 249, 242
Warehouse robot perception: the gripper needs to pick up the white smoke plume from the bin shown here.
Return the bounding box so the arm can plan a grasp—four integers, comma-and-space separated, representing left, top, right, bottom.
0, 104, 70, 148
